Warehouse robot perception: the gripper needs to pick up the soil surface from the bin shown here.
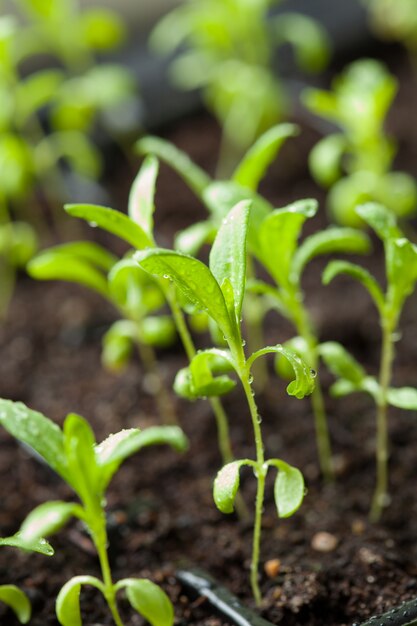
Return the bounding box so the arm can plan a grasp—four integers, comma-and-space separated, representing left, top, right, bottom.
1, 45, 417, 626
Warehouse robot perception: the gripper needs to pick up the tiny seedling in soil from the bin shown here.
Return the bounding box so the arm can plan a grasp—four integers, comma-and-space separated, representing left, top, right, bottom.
135, 200, 313, 605
250, 197, 370, 480
303, 59, 417, 226
364, 0, 417, 55
150, 0, 329, 173
321, 202, 417, 521
28, 160, 178, 424
0, 526, 54, 624
0, 398, 188, 626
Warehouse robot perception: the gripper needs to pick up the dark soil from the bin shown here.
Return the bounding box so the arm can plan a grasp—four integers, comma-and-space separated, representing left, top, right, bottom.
1, 46, 417, 626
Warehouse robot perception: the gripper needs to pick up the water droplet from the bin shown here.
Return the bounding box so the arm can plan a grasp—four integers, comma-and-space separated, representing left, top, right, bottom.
241, 339, 246, 347
257, 415, 263, 424
248, 375, 254, 384
88, 221, 98, 228
391, 330, 402, 342
310, 368, 317, 378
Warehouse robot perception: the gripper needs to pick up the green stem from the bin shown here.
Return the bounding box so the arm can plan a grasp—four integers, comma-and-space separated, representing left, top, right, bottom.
135, 338, 178, 425
167, 289, 249, 519
239, 360, 265, 606
370, 320, 394, 523
92, 521, 125, 626
292, 294, 334, 482
245, 257, 268, 392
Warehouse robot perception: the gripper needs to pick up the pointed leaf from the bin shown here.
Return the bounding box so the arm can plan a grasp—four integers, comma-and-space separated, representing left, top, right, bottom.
119, 578, 174, 626
387, 237, 417, 314
319, 342, 366, 385
56, 576, 104, 626
258, 200, 317, 287
63, 414, 101, 501
271, 460, 305, 518
248, 346, 315, 399
135, 249, 234, 341
213, 461, 247, 514
0, 533, 54, 556
323, 260, 385, 314
0, 585, 31, 624
175, 349, 236, 399
0, 399, 69, 483
128, 156, 158, 238
232, 123, 298, 191
387, 387, 417, 410
293, 227, 370, 283
136, 136, 211, 197
355, 203, 400, 241
19, 502, 80, 542
209, 201, 251, 319
65, 204, 153, 250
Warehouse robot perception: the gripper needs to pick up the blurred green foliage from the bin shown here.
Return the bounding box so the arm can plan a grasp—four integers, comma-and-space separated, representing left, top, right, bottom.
364, 0, 417, 54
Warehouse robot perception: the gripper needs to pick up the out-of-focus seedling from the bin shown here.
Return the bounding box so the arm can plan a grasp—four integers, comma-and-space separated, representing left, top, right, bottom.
135, 201, 313, 604
150, 0, 329, 173
0, 398, 188, 626
0, 526, 53, 624
303, 59, 417, 226
251, 198, 370, 481
321, 203, 417, 521
363, 0, 417, 56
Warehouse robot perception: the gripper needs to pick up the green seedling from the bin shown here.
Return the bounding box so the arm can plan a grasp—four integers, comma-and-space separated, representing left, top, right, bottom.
54, 158, 241, 508
0, 524, 54, 624
250, 198, 370, 481
321, 203, 417, 521
0, 398, 188, 626
363, 0, 417, 55
138, 124, 298, 389
303, 59, 417, 226
151, 0, 329, 173
0, 221, 37, 317
135, 201, 313, 605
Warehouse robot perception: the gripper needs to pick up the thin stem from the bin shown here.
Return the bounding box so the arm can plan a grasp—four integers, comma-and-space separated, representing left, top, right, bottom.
245, 257, 268, 392
92, 521, 125, 626
370, 320, 395, 523
135, 338, 178, 425
291, 293, 334, 482
239, 361, 265, 606
167, 288, 249, 519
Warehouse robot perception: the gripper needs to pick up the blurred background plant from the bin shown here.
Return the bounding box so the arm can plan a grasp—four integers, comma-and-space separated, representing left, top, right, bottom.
303, 59, 417, 227
150, 0, 330, 175
363, 0, 417, 56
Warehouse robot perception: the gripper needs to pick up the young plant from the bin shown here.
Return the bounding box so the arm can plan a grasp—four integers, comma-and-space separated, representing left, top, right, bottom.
250, 198, 370, 481
0, 526, 54, 624
150, 0, 329, 173
303, 59, 417, 226
363, 0, 417, 55
0, 221, 37, 317
51, 158, 240, 495
0, 398, 188, 626
135, 201, 313, 605
320, 203, 417, 521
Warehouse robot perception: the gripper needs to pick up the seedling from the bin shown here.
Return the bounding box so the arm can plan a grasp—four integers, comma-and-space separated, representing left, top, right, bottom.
28, 208, 177, 422
363, 0, 417, 55
55, 158, 239, 496
0, 526, 53, 624
251, 198, 370, 481
135, 201, 313, 604
303, 59, 417, 226
0, 221, 37, 317
150, 0, 329, 173
0, 398, 188, 626
321, 203, 417, 521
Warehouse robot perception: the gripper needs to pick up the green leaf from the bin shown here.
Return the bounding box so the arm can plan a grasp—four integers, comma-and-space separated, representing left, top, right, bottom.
0, 533, 54, 556
102, 320, 135, 371
209, 201, 251, 320
269, 460, 305, 518
292, 227, 370, 283
0, 399, 69, 483
275, 336, 311, 381
0, 585, 31, 624
355, 202, 400, 241
140, 316, 176, 347
175, 349, 236, 399
323, 260, 385, 314
213, 461, 247, 514
28, 247, 111, 298
174, 220, 215, 255
387, 387, 417, 410
56, 576, 104, 626
308, 134, 346, 187
65, 204, 153, 250
386, 237, 417, 315
96, 426, 188, 489
319, 342, 366, 384
248, 345, 315, 399
19, 501, 80, 542
135, 249, 234, 342
272, 13, 330, 72
16, 70, 64, 125
258, 199, 317, 287
118, 578, 174, 626
42, 242, 117, 271
81, 8, 125, 51
136, 136, 211, 198
128, 156, 158, 239
232, 123, 298, 191
63, 414, 101, 502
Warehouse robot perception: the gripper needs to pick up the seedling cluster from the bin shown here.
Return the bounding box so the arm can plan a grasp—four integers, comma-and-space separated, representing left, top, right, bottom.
1, 2, 417, 625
